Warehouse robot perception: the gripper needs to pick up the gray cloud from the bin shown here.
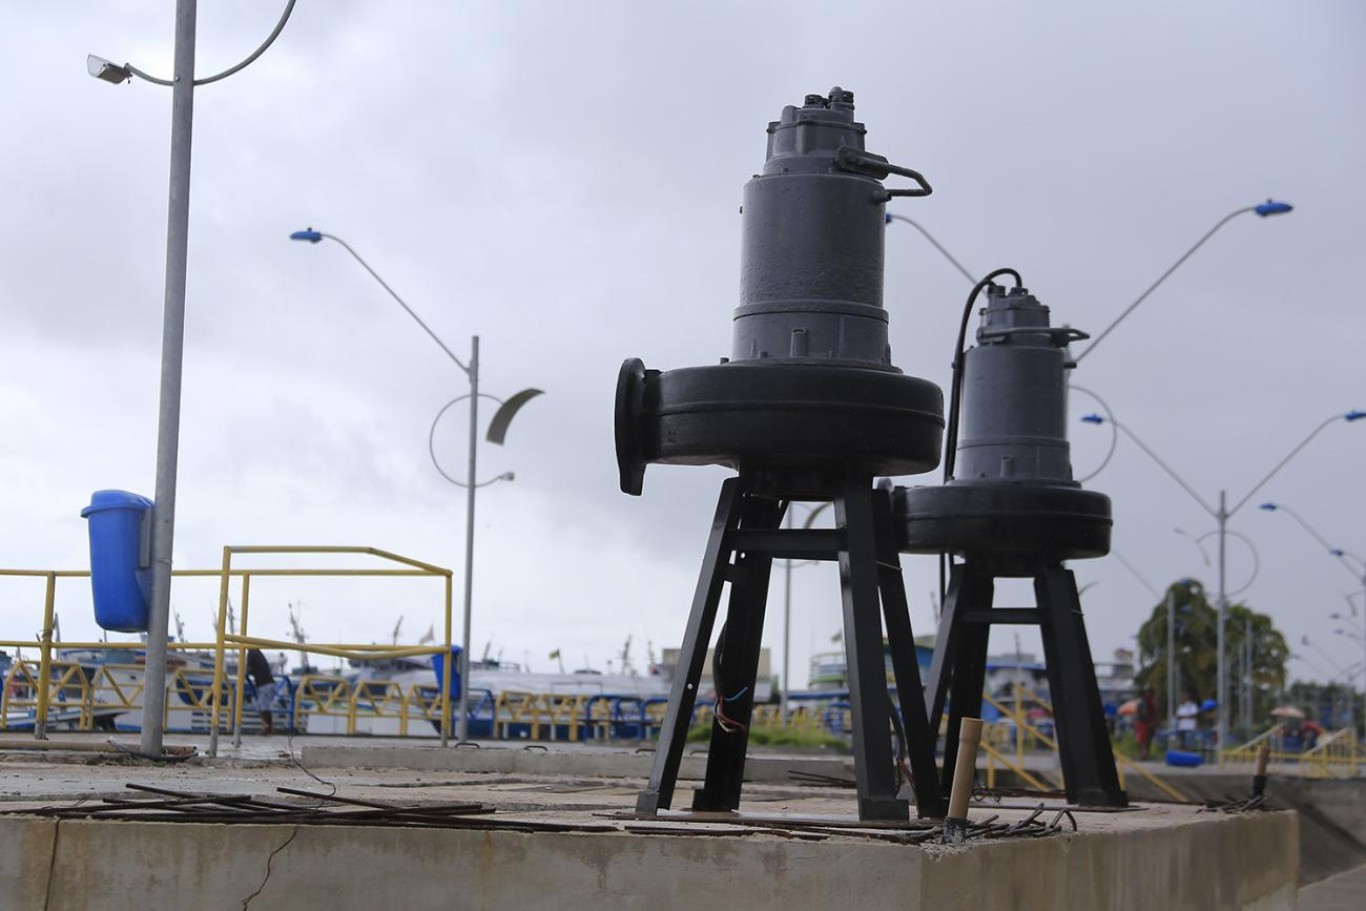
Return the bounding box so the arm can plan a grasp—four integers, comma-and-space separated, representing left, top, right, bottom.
1, 1, 1362, 684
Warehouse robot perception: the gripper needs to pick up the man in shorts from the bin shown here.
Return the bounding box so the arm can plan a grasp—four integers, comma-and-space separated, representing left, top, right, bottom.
246, 648, 276, 735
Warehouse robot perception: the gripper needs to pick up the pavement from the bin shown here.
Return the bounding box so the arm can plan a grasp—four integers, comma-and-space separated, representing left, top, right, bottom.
1299, 862, 1366, 910
0, 730, 1313, 910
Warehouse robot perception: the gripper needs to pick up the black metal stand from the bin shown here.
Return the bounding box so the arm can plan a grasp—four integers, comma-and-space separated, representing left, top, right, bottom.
925, 558, 1127, 808
636, 474, 945, 822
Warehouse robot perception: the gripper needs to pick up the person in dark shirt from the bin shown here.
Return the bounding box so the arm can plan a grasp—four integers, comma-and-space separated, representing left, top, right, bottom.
246, 648, 276, 735
1135, 687, 1158, 760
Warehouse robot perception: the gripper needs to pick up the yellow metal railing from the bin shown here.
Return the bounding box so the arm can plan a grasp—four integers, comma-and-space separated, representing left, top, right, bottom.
489, 692, 591, 742
291, 674, 352, 732
1, 547, 454, 748
208, 545, 455, 755
1297, 728, 1361, 779
980, 739, 1054, 792
2, 660, 93, 731
1221, 725, 1301, 772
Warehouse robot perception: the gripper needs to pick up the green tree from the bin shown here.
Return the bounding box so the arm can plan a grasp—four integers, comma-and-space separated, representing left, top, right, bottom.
1134, 579, 1288, 730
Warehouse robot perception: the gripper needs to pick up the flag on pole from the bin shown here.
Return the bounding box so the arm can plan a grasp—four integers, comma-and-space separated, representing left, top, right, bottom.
831, 630, 842, 644
418, 624, 435, 645
548, 648, 561, 660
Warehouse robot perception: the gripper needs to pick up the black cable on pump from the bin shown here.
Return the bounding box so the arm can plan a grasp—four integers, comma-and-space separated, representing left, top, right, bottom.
943, 268, 1023, 483
939, 268, 1023, 611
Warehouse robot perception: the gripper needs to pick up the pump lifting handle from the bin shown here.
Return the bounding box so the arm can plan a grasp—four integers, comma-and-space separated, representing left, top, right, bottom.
834, 146, 933, 199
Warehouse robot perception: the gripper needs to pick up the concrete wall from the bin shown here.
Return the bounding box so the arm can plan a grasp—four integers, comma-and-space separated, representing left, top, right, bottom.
0, 810, 1296, 911
1123, 772, 1366, 884
301, 742, 851, 783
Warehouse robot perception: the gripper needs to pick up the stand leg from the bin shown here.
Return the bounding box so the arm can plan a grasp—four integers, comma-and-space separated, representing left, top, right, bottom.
1035, 564, 1127, 807
836, 478, 909, 821
692, 495, 783, 811
637, 478, 746, 814
871, 488, 945, 818
937, 563, 992, 801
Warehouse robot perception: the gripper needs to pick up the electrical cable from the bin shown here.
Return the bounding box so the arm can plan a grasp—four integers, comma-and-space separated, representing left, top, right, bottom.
943, 267, 1023, 483
937, 267, 1023, 609
888, 702, 914, 786
709, 622, 747, 733
286, 727, 337, 798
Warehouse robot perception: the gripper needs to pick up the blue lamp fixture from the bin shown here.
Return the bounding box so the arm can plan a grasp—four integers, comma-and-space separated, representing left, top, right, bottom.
1254, 201, 1293, 217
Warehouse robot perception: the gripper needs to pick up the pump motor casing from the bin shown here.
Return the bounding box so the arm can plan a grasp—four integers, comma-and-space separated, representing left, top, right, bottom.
896, 286, 1110, 573
616, 88, 943, 499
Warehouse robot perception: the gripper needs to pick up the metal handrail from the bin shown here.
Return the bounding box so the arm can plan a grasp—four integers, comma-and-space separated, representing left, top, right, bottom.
1297, 728, 1361, 779
0, 546, 454, 746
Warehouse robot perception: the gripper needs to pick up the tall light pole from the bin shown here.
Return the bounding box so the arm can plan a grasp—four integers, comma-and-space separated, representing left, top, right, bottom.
88, 0, 297, 757
1174, 528, 1261, 738
1082, 409, 1363, 754
1260, 502, 1366, 733
290, 229, 541, 744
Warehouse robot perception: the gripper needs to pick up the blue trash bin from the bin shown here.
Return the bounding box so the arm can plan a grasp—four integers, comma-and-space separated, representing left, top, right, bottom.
80, 490, 153, 632
431, 646, 464, 700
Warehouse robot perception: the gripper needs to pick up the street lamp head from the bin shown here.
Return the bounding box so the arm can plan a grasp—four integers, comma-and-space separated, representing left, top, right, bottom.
1345, 409, 1366, 422
86, 54, 131, 84
290, 228, 324, 244
499, 471, 515, 482
1331, 548, 1345, 557
1080, 414, 1106, 425
1254, 200, 1293, 217
1259, 502, 1278, 511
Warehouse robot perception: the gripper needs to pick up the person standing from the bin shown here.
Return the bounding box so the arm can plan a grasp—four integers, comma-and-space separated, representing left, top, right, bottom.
1176, 694, 1199, 751
1135, 687, 1158, 760
246, 648, 276, 735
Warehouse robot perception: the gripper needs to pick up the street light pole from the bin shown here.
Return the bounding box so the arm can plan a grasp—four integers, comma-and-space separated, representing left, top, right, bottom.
88, 0, 298, 757
461, 336, 479, 744
1166, 586, 1176, 732
140, 0, 197, 758
291, 230, 540, 745
1082, 409, 1362, 755
1217, 489, 1228, 749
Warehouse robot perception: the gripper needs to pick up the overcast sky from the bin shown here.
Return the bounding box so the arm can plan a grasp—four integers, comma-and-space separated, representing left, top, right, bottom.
1, 1, 1363, 690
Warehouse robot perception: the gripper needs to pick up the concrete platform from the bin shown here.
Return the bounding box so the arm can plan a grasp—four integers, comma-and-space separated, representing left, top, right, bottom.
1300, 861, 1366, 910
0, 734, 1301, 910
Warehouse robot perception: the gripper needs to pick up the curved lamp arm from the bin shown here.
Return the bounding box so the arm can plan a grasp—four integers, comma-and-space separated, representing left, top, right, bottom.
1075, 201, 1292, 363
1195, 529, 1260, 597
1259, 501, 1366, 587
291, 229, 470, 375
428, 391, 543, 488
1230, 410, 1365, 516
1081, 414, 1216, 517
1067, 385, 1117, 482
88, 0, 298, 86
884, 214, 977, 285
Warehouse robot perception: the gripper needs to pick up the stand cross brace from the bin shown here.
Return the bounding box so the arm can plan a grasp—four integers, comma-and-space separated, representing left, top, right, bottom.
925, 558, 1127, 808
636, 474, 945, 822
